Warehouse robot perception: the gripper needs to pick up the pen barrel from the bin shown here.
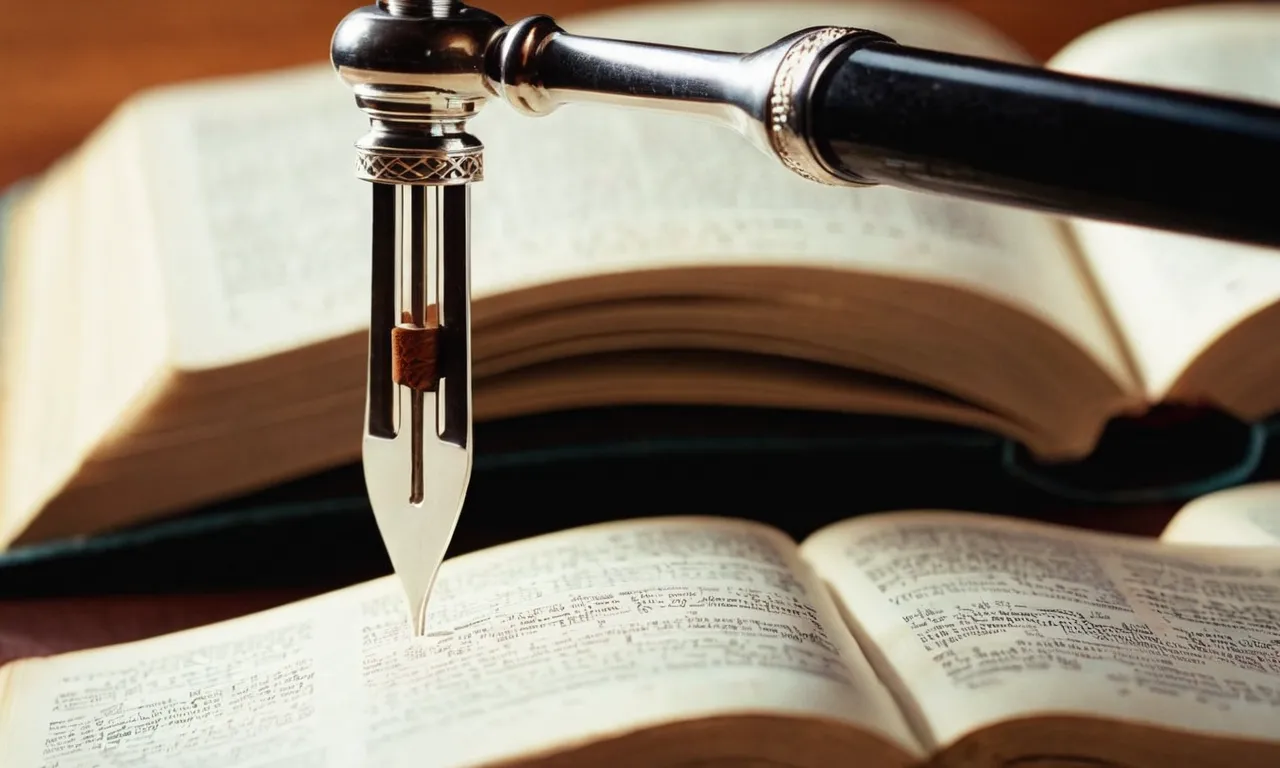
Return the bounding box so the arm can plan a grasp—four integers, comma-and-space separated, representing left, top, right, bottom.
806, 39, 1280, 248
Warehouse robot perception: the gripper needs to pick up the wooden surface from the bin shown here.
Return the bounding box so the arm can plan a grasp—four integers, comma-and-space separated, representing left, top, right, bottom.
0, 0, 1210, 669
0, 591, 316, 665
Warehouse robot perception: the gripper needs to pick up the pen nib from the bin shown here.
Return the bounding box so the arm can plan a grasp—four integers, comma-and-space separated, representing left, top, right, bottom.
364, 410, 470, 637
332, 0, 494, 640
360, 180, 474, 638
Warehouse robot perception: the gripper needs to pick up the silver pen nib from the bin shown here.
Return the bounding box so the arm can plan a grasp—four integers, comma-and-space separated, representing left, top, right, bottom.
363, 389, 470, 635
363, 181, 475, 637
332, 0, 494, 635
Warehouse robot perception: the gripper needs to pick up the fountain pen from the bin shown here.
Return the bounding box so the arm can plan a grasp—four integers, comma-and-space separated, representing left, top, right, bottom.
329, 0, 1280, 635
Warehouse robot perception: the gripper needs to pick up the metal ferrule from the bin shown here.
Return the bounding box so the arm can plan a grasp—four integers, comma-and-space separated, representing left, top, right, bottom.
331, 0, 505, 185
482, 17, 891, 186
331, 1, 885, 187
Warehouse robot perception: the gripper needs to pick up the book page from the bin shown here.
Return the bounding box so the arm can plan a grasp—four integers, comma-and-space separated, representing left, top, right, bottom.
125, 0, 1126, 388
122, 67, 372, 368
1160, 481, 1280, 546
0, 104, 169, 544
0, 517, 921, 767
800, 511, 1280, 752
1047, 4, 1280, 398
0, 153, 87, 541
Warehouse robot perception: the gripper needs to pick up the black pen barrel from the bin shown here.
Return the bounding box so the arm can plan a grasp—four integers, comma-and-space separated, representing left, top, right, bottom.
808, 38, 1280, 248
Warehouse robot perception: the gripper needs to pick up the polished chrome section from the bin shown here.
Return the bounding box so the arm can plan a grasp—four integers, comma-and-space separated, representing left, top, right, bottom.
482, 18, 893, 185
334, 1, 896, 186
483, 16, 785, 157
332, 0, 504, 182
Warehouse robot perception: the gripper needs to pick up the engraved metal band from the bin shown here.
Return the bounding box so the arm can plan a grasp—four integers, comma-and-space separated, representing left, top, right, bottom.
767, 27, 880, 187
355, 147, 485, 185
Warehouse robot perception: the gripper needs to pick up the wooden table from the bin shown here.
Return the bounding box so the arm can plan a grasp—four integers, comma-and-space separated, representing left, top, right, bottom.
0, 0, 1215, 668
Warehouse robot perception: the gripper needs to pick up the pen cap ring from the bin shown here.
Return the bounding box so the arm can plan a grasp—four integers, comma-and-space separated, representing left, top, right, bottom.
330, 1, 505, 184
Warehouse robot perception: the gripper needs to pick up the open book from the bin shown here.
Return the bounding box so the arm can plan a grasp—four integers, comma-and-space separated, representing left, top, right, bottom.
3, 0, 1279, 548
2, 500, 1279, 767
1160, 480, 1280, 545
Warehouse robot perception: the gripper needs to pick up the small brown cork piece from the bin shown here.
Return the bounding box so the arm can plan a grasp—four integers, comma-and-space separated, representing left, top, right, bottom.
391, 306, 440, 391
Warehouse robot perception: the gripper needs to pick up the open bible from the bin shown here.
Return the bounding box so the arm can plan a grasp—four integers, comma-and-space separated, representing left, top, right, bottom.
2, 0, 1279, 548
1, 498, 1278, 767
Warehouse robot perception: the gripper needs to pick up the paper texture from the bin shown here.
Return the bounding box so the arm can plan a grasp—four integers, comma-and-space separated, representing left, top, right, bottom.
802, 512, 1280, 749
0, 518, 918, 767
1049, 4, 1280, 398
